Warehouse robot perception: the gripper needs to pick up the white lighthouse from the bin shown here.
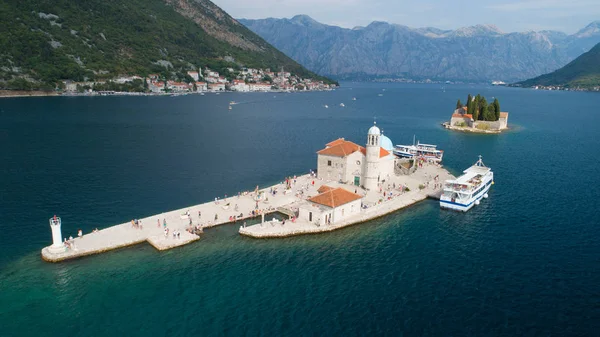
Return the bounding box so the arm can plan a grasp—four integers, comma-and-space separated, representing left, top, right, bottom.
364, 122, 381, 190
48, 215, 63, 253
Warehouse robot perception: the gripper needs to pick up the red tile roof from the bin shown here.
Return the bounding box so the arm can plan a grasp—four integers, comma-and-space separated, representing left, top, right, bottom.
499, 112, 509, 118
326, 138, 346, 147
317, 185, 334, 193
318, 139, 365, 157
319, 139, 390, 158
452, 113, 473, 119
308, 188, 362, 208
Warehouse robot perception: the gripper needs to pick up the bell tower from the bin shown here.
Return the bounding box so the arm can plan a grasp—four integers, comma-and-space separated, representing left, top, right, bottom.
364, 121, 381, 190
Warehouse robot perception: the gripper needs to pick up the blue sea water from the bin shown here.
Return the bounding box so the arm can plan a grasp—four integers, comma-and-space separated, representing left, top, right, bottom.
1, 83, 599, 336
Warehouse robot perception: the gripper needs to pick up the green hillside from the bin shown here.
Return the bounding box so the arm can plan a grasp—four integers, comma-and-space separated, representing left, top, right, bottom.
0, 0, 335, 90
517, 42, 600, 88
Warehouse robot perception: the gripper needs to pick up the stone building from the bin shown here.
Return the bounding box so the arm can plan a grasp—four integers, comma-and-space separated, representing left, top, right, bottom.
316, 122, 395, 189
298, 186, 363, 226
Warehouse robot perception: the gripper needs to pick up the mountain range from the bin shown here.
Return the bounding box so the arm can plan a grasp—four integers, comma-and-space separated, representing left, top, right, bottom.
518, 42, 600, 88
240, 15, 600, 82
0, 0, 332, 90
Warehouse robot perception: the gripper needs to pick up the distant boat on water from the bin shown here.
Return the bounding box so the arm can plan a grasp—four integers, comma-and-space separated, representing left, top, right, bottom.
340, 103, 345, 107
324, 105, 329, 108
352, 97, 357, 101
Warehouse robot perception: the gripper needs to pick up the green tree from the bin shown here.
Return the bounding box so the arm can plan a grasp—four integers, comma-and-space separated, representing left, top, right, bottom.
478, 97, 487, 121
488, 102, 496, 119
467, 93, 472, 105
472, 95, 480, 120
456, 99, 463, 110
493, 98, 500, 120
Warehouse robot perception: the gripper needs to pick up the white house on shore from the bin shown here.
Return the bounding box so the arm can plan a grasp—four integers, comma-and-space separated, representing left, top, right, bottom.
298, 185, 363, 226
316, 122, 395, 190
195, 82, 207, 92
208, 83, 225, 91
230, 80, 249, 92
187, 71, 199, 81
248, 82, 272, 92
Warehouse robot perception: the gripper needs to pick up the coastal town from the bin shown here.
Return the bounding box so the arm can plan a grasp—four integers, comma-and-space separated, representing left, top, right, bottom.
41, 122, 453, 262
63, 66, 335, 95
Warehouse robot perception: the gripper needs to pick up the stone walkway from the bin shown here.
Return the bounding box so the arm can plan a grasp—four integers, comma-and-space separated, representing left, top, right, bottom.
42, 173, 327, 262
240, 163, 454, 238
41, 163, 454, 262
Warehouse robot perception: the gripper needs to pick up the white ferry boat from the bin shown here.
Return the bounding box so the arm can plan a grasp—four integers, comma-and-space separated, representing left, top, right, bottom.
393, 137, 444, 162
440, 156, 493, 212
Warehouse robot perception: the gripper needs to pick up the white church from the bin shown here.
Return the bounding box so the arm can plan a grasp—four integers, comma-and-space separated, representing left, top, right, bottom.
316, 122, 395, 190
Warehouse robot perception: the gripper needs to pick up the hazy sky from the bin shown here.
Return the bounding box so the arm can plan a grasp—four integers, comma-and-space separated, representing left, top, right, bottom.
212, 0, 600, 34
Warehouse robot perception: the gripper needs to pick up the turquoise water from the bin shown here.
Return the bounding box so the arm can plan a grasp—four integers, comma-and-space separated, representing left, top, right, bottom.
1, 83, 599, 335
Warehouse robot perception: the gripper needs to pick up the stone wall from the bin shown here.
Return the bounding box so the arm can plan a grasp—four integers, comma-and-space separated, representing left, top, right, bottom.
474, 120, 503, 130
451, 116, 473, 127
317, 154, 346, 182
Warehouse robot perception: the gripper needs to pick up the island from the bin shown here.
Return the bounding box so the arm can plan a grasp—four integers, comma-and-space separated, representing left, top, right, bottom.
443, 94, 509, 133
41, 122, 454, 262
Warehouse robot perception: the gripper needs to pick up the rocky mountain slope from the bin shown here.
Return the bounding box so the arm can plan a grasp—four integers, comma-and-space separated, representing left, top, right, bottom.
517, 42, 600, 88
240, 16, 600, 82
0, 1, 333, 90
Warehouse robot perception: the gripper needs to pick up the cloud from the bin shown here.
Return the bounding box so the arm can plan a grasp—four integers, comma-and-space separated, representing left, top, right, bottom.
488, 0, 600, 11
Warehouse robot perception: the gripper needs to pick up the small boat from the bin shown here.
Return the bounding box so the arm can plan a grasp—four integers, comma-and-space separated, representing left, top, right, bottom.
324, 105, 329, 108
352, 97, 357, 101
229, 101, 236, 105
340, 103, 345, 107
440, 156, 493, 212
228, 105, 232, 110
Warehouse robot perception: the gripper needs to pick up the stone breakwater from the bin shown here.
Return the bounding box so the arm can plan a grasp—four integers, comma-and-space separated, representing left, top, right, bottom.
41, 174, 321, 262
42, 163, 453, 262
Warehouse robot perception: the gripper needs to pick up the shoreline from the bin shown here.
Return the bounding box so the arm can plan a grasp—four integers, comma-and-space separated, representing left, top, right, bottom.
0, 90, 60, 98
0, 89, 333, 99
442, 122, 507, 134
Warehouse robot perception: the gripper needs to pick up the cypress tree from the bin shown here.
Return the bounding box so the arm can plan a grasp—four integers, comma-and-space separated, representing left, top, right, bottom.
488, 103, 496, 118
456, 99, 463, 110
471, 97, 479, 121
493, 98, 501, 121
479, 97, 487, 120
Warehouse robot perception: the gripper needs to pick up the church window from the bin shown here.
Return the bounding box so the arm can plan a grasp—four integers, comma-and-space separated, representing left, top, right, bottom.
327, 160, 332, 166
356, 160, 361, 165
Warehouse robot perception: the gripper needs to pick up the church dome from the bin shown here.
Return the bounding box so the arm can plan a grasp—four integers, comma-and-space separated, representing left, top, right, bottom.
368, 123, 381, 135
380, 135, 394, 152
